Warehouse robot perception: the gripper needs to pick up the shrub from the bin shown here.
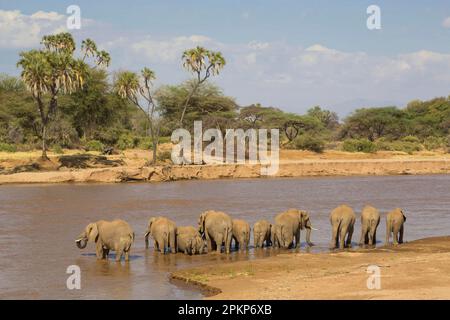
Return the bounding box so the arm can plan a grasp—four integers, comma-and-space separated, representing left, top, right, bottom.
51, 144, 64, 154
116, 133, 139, 150
342, 139, 377, 153
0, 143, 17, 152
138, 136, 153, 150
294, 134, 325, 153
85, 140, 104, 152
423, 136, 446, 151
376, 137, 422, 154
402, 135, 420, 143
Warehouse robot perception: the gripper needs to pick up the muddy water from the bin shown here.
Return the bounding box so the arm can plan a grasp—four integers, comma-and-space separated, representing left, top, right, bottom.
0, 174, 449, 299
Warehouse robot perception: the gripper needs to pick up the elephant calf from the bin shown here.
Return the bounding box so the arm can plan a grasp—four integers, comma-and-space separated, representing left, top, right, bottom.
176, 226, 205, 255
198, 210, 233, 254
385, 208, 406, 245
330, 205, 356, 249
75, 219, 135, 261
145, 216, 177, 254
253, 220, 272, 248
359, 205, 380, 246
232, 219, 250, 251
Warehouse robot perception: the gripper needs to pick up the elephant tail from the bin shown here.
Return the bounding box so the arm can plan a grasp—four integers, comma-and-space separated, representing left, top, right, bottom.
124, 232, 134, 252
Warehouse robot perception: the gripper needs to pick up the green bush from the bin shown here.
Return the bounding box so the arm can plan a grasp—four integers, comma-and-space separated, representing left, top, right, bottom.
294, 134, 325, 153
85, 140, 104, 152
376, 137, 422, 154
116, 133, 139, 150
51, 144, 64, 154
0, 143, 17, 152
423, 136, 446, 151
138, 136, 153, 150
342, 139, 377, 153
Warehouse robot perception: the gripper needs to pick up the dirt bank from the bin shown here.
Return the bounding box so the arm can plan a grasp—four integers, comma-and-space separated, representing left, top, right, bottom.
172, 236, 450, 299
0, 149, 449, 184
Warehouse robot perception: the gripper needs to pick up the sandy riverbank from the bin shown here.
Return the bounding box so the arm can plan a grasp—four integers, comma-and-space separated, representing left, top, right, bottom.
0, 149, 449, 184
171, 236, 450, 299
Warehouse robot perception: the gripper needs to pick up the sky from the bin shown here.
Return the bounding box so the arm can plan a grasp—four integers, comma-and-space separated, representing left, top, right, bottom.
1, 0, 450, 115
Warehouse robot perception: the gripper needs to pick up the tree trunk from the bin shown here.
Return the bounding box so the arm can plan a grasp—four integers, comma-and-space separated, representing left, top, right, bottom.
179, 81, 200, 128
41, 124, 48, 160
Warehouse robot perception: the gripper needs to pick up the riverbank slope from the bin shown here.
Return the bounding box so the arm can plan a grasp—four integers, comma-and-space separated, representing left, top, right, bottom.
172, 236, 450, 299
0, 149, 449, 184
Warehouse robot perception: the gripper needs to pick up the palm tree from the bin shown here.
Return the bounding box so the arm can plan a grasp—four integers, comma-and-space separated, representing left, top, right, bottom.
17, 32, 105, 159
179, 46, 226, 127
114, 68, 160, 164
81, 38, 97, 60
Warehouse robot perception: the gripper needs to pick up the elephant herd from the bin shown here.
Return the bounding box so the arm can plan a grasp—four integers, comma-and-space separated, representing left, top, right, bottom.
74, 205, 407, 261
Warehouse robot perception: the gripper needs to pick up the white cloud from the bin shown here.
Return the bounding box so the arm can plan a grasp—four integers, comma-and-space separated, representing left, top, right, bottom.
442, 17, 450, 28
131, 35, 213, 63
0, 10, 67, 48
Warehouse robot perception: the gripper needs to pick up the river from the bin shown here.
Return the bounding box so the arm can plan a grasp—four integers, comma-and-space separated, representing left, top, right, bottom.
0, 174, 449, 299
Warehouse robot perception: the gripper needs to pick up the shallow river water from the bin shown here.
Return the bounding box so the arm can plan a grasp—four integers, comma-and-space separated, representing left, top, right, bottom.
0, 174, 449, 299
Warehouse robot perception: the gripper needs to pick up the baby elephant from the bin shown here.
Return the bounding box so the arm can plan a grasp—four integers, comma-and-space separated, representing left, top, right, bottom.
75, 219, 134, 261
144, 216, 177, 254
385, 208, 407, 245
176, 226, 205, 255
253, 220, 272, 248
232, 219, 251, 251
359, 205, 380, 246
330, 204, 356, 249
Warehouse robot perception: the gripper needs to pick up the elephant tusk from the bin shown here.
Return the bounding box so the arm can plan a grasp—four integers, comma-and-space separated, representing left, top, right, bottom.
311, 227, 319, 231
144, 232, 150, 237
75, 238, 83, 242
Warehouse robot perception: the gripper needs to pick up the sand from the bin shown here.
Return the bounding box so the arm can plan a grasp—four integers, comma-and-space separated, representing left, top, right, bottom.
171, 236, 450, 300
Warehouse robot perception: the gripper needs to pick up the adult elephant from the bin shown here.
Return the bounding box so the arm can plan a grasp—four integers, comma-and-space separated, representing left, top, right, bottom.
176, 226, 205, 255
198, 210, 233, 254
385, 208, 406, 245
232, 219, 250, 251
359, 205, 380, 246
274, 208, 314, 249
144, 216, 177, 254
330, 205, 356, 249
75, 219, 134, 262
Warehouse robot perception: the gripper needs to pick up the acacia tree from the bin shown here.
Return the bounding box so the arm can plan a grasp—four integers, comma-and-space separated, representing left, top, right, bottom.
179, 46, 226, 127
17, 32, 109, 159
114, 68, 161, 164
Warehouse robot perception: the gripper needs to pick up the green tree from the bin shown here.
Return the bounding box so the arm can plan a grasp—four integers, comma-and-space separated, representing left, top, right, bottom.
179, 46, 226, 127
114, 68, 161, 164
16, 32, 108, 158
307, 106, 339, 130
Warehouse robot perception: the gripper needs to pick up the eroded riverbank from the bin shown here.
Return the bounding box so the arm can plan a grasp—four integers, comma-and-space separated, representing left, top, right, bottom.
172, 236, 450, 299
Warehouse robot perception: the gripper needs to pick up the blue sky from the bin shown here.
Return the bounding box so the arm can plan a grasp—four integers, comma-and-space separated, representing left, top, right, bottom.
2, 0, 450, 115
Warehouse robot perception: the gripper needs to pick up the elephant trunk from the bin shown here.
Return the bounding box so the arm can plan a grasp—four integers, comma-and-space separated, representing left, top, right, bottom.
144, 231, 150, 249
305, 220, 313, 246
75, 237, 87, 249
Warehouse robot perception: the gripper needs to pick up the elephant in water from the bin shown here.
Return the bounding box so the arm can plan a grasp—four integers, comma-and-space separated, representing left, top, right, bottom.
198, 210, 233, 254
232, 219, 250, 251
75, 219, 134, 261
330, 205, 356, 249
144, 217, 177, 254
359, 205, 380, 246
253, 220, 272, 248
385, 208, 406, 245
274, 208, 314, 249
176, 226, 205, 255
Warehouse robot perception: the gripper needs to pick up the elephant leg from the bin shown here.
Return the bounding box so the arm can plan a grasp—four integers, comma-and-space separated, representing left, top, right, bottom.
125, 250, 130, 261
95, 242, 104, 259
331, 223, 339, 249
373, 230, 377, 245
385, 222, 391, 245
399, 225, 404, 244
295, 229, 301, 248
102, 248, 110, 259
115, 249, 123, 262
254, 235, 259, 248
359, 225, 366, 246
346, 225, 354, 248
170, 231, 176, 254
215, 234, 223, 254
205, 233, 212, 252
225, 232, 232, 254
339, 226, 348, 249
392, 226, 400, 245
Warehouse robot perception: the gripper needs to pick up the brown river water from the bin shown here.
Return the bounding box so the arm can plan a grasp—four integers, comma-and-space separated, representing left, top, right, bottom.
0, 174, 449, 299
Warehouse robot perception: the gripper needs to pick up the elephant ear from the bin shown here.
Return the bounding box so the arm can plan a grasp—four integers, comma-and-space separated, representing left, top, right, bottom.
147, 217, 156, 232
401, 211, 406, 222
199, 213, 207, 234
300, 211, 308, 230
87, 223, 99, 243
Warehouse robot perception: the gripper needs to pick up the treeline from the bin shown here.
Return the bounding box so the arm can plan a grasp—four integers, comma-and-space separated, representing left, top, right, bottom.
1, 69, 449, 155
